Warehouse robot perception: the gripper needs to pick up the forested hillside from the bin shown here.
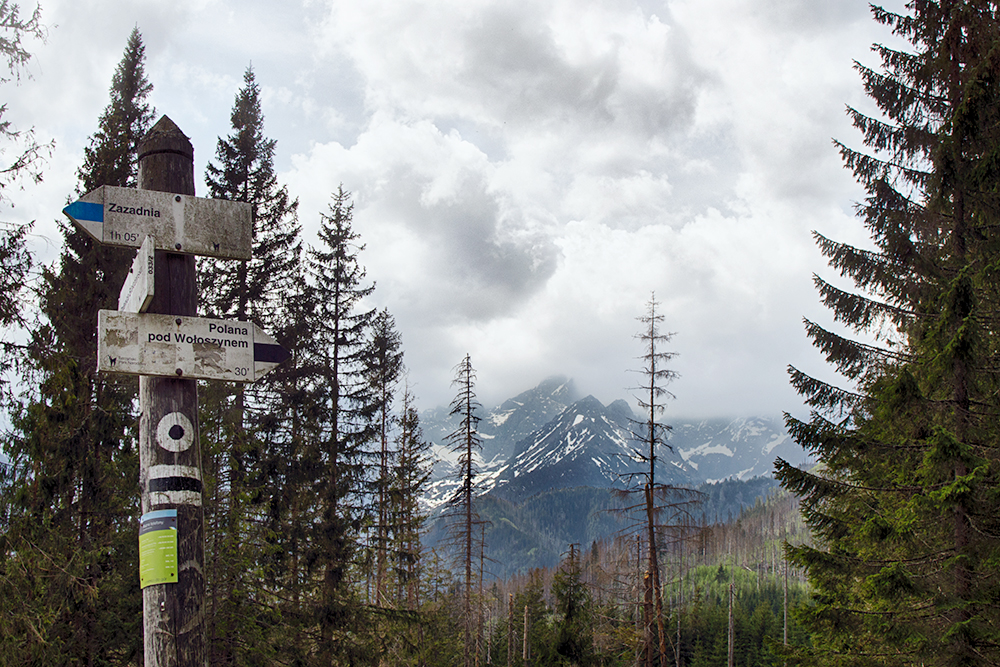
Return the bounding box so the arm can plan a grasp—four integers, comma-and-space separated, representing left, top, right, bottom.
475, 486, 811, 667
422, 477, 790, 579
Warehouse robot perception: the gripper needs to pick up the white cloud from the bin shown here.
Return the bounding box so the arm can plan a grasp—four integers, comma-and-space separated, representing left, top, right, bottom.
7, 0, 898, 419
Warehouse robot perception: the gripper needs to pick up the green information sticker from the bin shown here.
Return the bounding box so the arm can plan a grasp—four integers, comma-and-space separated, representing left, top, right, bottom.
139, 509, 178, 588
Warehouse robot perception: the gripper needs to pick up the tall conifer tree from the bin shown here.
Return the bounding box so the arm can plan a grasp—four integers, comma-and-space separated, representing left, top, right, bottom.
0, 2, 49, 384
202, 65, 300, 327
0, 28, 153, 665
392, 386, 431, 609
776, 3, 1000, 665
364, 307, 404, 607
252, 261, 319, 665
306, 185, 377, 664
199, 64, 300, 665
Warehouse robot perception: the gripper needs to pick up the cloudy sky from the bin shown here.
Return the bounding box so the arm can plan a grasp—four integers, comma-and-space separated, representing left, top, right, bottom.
5, 0, 906, 418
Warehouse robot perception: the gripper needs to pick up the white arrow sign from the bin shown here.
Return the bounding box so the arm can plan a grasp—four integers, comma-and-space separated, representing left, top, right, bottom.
63, 185, 251, 260
118, 235, 155, 313
97, 310, 290, 382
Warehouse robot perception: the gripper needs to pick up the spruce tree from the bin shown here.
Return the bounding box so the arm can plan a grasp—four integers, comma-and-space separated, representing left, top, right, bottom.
202, 65, 300, 327
776, 3, 1000, 665
252, 261, 319, 665
552, 545, 595, 667
392, 386, 431, 609
0, 219, 30, 395
0, 2, 49, 380
0, 28, 153, 665
306, 185, 377, 664
199, 64, 301, 665
363, 307, 405, 607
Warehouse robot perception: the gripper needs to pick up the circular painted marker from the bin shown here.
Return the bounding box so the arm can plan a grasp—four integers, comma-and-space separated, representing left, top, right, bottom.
156, 412, 194, 452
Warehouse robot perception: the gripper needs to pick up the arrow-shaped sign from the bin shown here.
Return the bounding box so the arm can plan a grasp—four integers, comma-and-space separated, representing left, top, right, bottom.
64, 185, 251, 260
98, 310, 290, 382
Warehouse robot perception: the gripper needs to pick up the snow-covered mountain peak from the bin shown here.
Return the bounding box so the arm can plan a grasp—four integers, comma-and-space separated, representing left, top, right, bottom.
418, 379, 811, 510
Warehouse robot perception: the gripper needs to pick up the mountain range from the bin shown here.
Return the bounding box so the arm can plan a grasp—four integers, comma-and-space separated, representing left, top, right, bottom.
420, 376, 811, 510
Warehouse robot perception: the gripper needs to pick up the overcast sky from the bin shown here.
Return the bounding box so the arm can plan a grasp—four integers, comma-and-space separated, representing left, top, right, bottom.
5, 0, 906, 418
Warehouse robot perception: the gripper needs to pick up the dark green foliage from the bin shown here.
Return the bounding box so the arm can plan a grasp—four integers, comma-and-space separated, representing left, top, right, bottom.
0, 28, 153, 666
676, 565, 808, 667
0, 2, 49, 381
365, 308, 405, 606
77, 28, 153, 195
485, 531, 810, 667
198, 65, 301, 665
551, 545, 595, 666
202, 65, 300, 327
390, 387, 431, 609
0, 219, 30, 397
303, 186, 378, 663
777, 3, 1000, 665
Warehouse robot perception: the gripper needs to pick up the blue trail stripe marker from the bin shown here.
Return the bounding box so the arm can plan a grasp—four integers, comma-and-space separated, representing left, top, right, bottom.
63, 200, 104, 223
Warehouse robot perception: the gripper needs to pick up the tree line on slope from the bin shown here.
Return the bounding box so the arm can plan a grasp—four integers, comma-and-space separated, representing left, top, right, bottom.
475, 488, 811, 667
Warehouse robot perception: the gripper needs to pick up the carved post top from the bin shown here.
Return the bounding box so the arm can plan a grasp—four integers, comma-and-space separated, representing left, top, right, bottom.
139, 115, 193, 162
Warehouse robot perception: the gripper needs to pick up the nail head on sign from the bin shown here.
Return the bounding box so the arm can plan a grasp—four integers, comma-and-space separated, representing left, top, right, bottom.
156, 412, 194, 452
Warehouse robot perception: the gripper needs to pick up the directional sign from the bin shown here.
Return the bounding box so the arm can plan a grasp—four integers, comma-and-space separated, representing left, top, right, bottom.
98, 310, 290, 382
63, 185, 251, 260
119, 235, 155, 313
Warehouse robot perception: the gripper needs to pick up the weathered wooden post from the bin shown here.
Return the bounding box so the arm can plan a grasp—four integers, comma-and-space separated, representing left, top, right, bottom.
137, 116, 205, 667
64, 114, 287, 667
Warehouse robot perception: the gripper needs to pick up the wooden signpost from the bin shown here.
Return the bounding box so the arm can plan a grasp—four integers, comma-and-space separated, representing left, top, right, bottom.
98, 310, 290, 382
63, 184, 252, 259
67, 115, 289, 667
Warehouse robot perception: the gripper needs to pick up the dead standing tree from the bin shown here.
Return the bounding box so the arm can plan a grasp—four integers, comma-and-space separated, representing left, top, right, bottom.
443, 354, 485, 667
617, 294, 701, 667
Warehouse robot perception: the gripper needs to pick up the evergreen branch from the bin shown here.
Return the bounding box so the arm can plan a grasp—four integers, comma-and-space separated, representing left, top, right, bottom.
787, 366, 863, 413
872, 43, 923, 80
813, 231, 913, 299
813, 273, 921, 332
803, 319, 910, 380
853, 59, 949, 123
870, 4, 921, 41
836, 140, 933, 190
846, 105, 935, 163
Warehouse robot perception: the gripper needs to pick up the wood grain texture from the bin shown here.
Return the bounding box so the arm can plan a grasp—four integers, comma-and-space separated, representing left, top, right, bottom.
137, 115, 206, 667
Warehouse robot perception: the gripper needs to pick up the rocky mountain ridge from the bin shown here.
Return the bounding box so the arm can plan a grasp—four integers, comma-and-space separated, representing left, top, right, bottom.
421, 377, 810, 509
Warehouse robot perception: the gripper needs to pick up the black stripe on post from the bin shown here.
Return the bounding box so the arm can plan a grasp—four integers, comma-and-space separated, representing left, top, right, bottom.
254, 342, 291, 364
149, 477, 203, 493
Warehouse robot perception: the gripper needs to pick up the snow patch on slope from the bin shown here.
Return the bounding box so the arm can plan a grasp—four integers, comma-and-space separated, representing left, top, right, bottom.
680, 443, 734, 461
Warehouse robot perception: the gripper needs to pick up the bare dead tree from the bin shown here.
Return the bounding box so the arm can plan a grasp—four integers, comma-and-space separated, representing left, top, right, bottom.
615, 294, 702, 666
443, 354, 484, 667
